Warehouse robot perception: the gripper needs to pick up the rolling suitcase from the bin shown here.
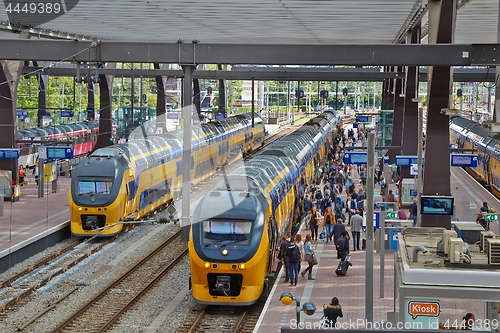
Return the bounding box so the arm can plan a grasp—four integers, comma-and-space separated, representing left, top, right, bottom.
335, 257, 352, 276
335, 260, 349, 276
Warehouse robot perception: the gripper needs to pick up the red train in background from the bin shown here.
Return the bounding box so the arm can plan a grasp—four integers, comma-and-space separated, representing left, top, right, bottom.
16, 120, 117, 168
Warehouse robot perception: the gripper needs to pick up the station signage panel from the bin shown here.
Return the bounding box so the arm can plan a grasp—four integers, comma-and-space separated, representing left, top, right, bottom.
60, 111, 74, 117
395, 155, 424, 167
16, 110, 28, 117
42, 146, 74, 160
343, 152, 367, 165
356, 115, 372, 123
484, 213, 499, 222
450, 154, 478, 167
385, 211, 397, 219
383, 155, 390, 164
0, 149, 20, 159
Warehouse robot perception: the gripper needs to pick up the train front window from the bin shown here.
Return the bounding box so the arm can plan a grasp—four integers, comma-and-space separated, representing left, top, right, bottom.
202, 220, 252, 246
78, 177, 114, 195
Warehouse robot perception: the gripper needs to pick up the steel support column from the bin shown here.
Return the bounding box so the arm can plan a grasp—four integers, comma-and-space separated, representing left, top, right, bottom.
0, 62, 18, 174
421, 0, 456, 229
400, 24, 421, 178
154, 63, 166, 132
181, 65, 195, 242
93, 74, 113, 150
381, 66, 390, 110
35, 66, 49, 127
495, 0, 500, 122
87, 82, 95, 120
217, 64, 226, 114
387, 66, 404, 163
193, 78, 201, 120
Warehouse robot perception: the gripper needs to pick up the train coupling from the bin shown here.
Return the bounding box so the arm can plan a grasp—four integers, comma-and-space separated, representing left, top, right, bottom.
213, 276, 231, 294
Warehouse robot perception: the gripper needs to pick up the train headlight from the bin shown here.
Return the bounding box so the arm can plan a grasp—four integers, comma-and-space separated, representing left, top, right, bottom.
204, 262, 210, 269
221, 249, 228, 256
238, 264, 245, 269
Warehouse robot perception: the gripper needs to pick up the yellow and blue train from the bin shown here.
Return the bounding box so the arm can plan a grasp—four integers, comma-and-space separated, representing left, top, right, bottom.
449, 116, 500, 199
69, 113, 265, 236
188, 109, 340, 306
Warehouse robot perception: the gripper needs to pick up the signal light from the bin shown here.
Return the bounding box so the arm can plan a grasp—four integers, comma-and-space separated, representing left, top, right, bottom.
457, 88, 462, 97
204, 262, 210, 269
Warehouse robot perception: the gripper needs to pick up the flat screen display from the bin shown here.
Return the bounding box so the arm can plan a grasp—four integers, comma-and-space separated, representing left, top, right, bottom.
420, 196, 454, 215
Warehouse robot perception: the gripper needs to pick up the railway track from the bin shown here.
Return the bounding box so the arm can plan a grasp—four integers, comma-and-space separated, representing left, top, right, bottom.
0, 237, 117, 315
176, 264, 279, 333
50, 229, 187, 333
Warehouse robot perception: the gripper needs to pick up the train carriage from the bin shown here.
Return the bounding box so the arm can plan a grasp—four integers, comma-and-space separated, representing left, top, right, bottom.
188, 110, 339, 305
69, 113, 265, 236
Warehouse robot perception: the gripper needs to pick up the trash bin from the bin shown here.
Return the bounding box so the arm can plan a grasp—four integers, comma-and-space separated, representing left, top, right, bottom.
12, 184, 21, 202
386, 227, 403, 250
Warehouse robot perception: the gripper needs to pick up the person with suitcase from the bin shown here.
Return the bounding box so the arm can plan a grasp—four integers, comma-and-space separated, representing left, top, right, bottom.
335, 231, 350, 261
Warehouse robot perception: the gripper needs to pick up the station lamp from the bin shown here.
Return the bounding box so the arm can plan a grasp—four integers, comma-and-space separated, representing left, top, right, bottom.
279, 292, 317, 324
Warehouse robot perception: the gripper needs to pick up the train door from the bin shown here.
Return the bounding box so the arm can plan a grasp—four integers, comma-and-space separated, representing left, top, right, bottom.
266, 216, 278, 275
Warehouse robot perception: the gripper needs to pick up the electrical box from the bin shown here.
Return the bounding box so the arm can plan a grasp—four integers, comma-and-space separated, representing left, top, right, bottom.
401, 178, 415, 205
449, 237, 464, 263
487, 238, 500, 265
442, 230, 458, 255
480, 231, 496, 253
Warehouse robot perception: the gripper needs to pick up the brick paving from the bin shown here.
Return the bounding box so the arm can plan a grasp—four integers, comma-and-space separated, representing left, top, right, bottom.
0, 177, 71, 255
254, 167, 496, 332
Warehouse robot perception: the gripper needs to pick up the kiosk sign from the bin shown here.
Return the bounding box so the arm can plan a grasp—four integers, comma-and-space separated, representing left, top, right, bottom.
405, 299, 440, 329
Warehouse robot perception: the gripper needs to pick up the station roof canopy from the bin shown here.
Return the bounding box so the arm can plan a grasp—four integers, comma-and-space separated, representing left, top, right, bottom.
0, 0, 498, 45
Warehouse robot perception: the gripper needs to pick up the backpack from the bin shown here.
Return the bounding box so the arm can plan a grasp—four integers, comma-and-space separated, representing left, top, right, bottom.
350, 199, 357, 213
381, 180, 387, 189
287, 244, 301, 263
315, 190, 323, 200
335, 237, 348, 252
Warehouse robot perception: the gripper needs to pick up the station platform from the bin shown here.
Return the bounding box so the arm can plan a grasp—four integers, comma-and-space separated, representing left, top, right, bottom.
0, 177, 71, 273
253, 167, 499, 332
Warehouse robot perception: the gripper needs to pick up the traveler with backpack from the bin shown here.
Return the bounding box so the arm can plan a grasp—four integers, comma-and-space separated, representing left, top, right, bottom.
335, 230, 350, 261
286, 237, 301, 286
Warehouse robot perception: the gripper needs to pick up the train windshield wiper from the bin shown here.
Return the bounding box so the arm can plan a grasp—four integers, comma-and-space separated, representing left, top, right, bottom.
204, 239, 246, 247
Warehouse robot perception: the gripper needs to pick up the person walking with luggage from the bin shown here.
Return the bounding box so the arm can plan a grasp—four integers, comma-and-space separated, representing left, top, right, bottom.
332, 219, 346, 244
335, 231, 350, 261
322, 206, 336, 243
300, 234, 316, 280
350, 209, 363, 251
307, 205, 321, 241
323, 297, 343, 328
18, 165, 25, 187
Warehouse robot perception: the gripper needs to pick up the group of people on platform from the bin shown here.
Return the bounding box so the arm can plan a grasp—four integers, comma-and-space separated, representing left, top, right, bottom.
277, 124, 486, 329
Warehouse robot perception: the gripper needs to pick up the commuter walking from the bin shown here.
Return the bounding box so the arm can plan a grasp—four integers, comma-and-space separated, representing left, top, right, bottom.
300, 234, 316, 280
410, 199, 418, 227
322, 297, 343, 328
18, 165, 25, 187
33, 162, 39, 187
323, 206, 336, 243
350, 209, 363, 251
307, 206, 321, 241
379, 175, 387, 201
286, 237, 301, 286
